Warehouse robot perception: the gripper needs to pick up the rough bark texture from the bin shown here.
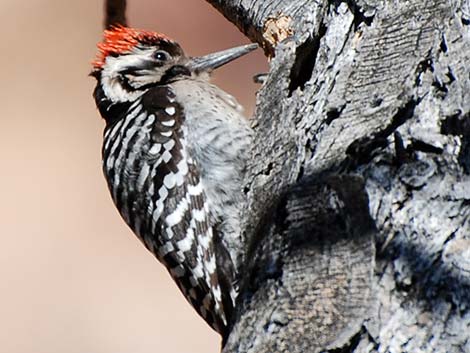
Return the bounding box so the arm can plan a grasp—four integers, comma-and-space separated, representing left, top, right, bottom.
205, 0, 470, 352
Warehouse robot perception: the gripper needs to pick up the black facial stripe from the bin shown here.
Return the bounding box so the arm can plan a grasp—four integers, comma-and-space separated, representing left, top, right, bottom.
120, 60, 160, 77
118, 74, 137, 92
161, 65, 191, 83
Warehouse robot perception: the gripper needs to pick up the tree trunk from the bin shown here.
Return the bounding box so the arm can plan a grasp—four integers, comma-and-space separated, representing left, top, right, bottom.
204, 1, 470, 352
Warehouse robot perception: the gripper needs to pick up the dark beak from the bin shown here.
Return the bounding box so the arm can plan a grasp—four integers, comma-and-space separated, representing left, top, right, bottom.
188, 43, 258, 72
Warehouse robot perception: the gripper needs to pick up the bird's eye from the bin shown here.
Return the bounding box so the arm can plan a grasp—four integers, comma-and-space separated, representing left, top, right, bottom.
153, 50, 170, 61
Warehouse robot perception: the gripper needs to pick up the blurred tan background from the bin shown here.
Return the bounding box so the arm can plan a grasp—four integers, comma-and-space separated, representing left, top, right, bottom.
0, 1, 266, 352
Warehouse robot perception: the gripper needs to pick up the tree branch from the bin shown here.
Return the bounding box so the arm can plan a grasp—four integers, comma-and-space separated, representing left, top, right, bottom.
104, 0, 127, 29
206, 0, 324, 55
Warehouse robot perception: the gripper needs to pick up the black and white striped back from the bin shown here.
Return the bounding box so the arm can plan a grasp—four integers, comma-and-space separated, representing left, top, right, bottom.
96, 84, 234, 334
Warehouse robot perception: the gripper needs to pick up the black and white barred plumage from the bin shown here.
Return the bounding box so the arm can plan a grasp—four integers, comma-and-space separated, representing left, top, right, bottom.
91, 26, 255, 335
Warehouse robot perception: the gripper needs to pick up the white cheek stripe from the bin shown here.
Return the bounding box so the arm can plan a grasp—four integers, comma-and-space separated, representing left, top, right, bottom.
101, 55, 149, 103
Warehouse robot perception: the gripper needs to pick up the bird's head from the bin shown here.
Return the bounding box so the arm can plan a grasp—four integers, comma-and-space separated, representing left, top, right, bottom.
91, 25, 257, 103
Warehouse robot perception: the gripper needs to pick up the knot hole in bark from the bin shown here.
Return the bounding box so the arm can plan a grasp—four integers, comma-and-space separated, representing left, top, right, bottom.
288, 23, 326, 96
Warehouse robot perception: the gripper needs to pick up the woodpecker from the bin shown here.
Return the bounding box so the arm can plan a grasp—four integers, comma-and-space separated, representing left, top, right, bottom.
91, 26, 256, 336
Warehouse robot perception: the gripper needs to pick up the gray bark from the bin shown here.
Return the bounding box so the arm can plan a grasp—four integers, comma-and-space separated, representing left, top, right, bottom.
205, 1, 470, 352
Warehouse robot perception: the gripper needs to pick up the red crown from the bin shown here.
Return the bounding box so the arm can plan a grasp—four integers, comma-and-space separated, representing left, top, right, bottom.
93, 25, 170, 69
